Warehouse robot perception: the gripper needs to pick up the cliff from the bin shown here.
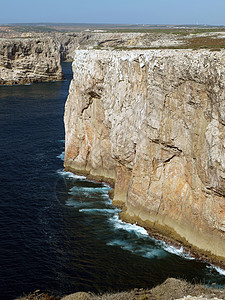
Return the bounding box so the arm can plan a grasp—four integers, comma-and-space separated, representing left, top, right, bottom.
1, 30, 224, 85
0, 37, 63, 85
0, 32, 177, 84
56, 31, 182, 61
64, 49, 225, 265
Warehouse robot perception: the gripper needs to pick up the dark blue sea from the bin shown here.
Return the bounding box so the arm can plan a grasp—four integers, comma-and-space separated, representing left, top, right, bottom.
0, 62, 224, 299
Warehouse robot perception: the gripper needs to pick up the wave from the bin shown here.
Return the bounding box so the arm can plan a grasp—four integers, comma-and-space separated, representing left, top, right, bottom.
107, 239, 166, 259
109, 215, 148, 236
57, 169, 200, 263
58, 140, 65, 143
214, 266, 225, 276
108, 215, 197, 261
159, 242, 194, 260
57, 169, 86, 180
79, 208, 120, 215
69, 186, 111, 194
56, 151, 65, 161
65, 199, 96, 208
207, 265, 225, 276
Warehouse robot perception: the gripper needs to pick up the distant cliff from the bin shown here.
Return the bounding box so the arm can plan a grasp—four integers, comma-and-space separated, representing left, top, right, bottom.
1, 30, 223, 85
0, 32, 171, 84
64, 49, 225, 266
0, 37, 63, 85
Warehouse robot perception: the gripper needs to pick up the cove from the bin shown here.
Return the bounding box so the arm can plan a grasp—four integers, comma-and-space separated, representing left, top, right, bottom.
0, 62, 224, 300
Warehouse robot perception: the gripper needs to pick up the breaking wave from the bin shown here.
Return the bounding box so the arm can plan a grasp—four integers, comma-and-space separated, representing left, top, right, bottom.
159, 242, 195, 260
57, 169, 225, 280
56, 151, 65, 161
57, 169, 86, 180
109, 215, 148, 236
69, 185, 110, 194
107, 239, 166, 259
79, 208, 120, 215
207, 265, 225, 276
214, 266, 225, 276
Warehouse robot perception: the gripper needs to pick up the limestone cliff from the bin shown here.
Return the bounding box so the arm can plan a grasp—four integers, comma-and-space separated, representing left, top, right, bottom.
64, 49, 225, 265
56, 31, 185, 61
0, 37, 63, 85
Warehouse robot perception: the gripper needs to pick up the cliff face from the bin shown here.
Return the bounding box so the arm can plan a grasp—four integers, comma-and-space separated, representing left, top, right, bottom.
0, 37, 63, 85
64, 49, 225, 263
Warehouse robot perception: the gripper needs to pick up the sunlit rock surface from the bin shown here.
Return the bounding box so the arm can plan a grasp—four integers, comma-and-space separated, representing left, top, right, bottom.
0, 37, 63, 85
64, 49, 225, 263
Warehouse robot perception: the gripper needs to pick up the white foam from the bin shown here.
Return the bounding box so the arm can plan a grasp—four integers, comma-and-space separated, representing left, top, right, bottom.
68, 190, 111, 203
65, 199, 95, 208
107, 239, 166, 259
109, 215, 148, 236
56, 151, 65, 161
101, 182, 111, 188
107, 216, 197, 260
100, 193, 111, 200
69, 186, 110, 194
108, 215, 197, 260
207, 265, 225, 276
79, 208, 120, 215
159, 241, 194, 260
57, 169, 86, 180
57, 168, 207, 263
214, 266, 225, 276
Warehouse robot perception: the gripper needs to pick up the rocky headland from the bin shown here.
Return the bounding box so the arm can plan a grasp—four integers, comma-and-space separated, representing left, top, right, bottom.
1, 25, 225, 299
0, 37, 64, 85
0, 31, 176, 84
64, 48, 225, 267
1, 26, 225, 85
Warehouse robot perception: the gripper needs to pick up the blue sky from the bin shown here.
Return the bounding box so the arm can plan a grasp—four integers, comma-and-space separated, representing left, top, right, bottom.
1, 0, 225, 25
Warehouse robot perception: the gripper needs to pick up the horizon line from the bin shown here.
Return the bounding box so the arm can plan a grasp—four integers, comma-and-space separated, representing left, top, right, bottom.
1, 22, 225, 27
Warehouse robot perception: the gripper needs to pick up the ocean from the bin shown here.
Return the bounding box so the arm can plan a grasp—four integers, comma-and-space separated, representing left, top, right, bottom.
0, 62, 224, 300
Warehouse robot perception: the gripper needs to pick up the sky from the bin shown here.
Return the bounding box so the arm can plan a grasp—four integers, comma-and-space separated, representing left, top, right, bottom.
1, 0, 225, 26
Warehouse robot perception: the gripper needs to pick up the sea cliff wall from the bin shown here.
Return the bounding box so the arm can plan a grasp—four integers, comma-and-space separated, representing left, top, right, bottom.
0, 37, 63, 85
64, 49, 225, 265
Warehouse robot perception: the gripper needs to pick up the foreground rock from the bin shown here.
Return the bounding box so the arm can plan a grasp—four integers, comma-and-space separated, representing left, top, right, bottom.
61, 278, 225, 299
17, 278, 225, 299
64, 49, 225, 265
0, 37, 63, 85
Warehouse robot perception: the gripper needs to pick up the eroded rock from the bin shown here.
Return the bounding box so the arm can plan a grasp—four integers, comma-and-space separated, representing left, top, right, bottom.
0, 37, 63, 85
64, 49, 225, 264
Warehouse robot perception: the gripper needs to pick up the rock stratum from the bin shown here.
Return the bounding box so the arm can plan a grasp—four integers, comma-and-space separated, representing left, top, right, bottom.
0, 37, 63, 85
1, 29, 225, 85
0, 31, 179, 84
64, 49, 225, 265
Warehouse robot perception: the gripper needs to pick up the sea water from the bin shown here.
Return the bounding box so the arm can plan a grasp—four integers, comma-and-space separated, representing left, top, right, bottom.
0, 63, 224, 300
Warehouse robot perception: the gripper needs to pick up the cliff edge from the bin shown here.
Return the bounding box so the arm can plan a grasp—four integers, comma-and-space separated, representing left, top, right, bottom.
0, 37, 63, 85
64, 49, 225, 265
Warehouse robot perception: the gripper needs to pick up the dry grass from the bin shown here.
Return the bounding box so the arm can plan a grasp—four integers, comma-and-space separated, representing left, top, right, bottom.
18, 278, 225, 300
90, 278, 225, 300
187, 36, 225, 49
94, 34, 225, 51
17, 289, 60, 300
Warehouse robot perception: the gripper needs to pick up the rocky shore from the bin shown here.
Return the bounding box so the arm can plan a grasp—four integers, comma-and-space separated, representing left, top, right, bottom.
2, 26, 225, 298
